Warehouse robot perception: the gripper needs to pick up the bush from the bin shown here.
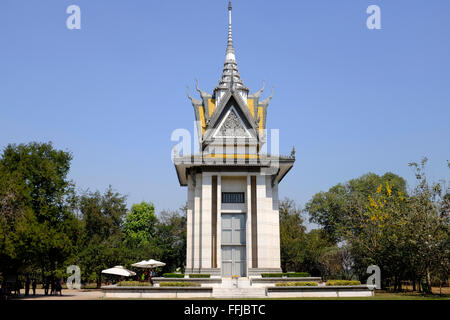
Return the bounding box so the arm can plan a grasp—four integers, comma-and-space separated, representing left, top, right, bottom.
261, 272, 310, 278
286, 273, 310, 278
275, 282, 318, 287
188, 274, 210, 278
162, 273, 185, 278
326, 280, 361, 286
117, 281, 152, 287
160, 282, 200, 287
262, 273, 282, 278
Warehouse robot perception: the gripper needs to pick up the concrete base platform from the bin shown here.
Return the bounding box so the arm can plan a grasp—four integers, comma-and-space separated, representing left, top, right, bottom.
102, 286, 213, 299
213, 287, 267, 298
266, 285, 374, 298
153, 277, 223, 288
102, 280, 375, 299
250, 277, 322, 288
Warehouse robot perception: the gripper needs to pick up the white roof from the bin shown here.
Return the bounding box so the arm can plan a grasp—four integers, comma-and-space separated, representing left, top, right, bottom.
101, 266, 136, 277
131, 259, 166, 268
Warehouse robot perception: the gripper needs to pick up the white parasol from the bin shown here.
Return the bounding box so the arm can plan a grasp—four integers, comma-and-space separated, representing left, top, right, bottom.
131, 259, 166, 268
101, 266, 136, 277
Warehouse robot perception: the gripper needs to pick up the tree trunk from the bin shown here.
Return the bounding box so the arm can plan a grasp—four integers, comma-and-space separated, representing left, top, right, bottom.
97, 274, 102, 289
397, 277, 402, 292
426, 269, 432, 294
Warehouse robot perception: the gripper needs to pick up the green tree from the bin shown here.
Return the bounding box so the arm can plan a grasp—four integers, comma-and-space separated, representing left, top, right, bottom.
279, 198, 306, 272
0, 142, 79, 278
80, 187, 127, 240
406, 158, 450, 292
279, 198, 339, 277
153, 206, 187, 273
306, 172, 407, 243
77, 186, 128, 287
306, 162, 449, 292
302, 229, 338, 278
123, 202, 158, 246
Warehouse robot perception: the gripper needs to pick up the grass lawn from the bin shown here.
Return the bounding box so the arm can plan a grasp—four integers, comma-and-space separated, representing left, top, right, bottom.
256, 291, 449, 300
102, 286, 450, 300
104, 291, 450, 301
245, 288, 450, 300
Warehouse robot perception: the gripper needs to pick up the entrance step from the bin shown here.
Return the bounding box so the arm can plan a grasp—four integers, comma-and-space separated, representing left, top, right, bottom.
212, 287, 267, 298
237, 278, 251, 288
220, 277, 251, 289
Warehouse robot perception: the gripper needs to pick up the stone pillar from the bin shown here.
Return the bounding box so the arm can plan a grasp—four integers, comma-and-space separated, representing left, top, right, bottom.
193, 173, 202, 273
201, 173, 212, 269
247, 174, 282, 276
256, 175, 266, 269
246, 175, 253, 273
250, 175, 258, 268
271, 182, 281, 270
216, 175, 222, 270
211, 175, 218, 269
186, 174, 195, 271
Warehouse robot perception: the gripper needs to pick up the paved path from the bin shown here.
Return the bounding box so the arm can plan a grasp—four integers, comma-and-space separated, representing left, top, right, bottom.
13, 289, 103, 300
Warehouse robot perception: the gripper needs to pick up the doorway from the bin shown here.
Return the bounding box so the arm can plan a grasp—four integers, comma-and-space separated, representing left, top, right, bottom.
221, 213, 246, 277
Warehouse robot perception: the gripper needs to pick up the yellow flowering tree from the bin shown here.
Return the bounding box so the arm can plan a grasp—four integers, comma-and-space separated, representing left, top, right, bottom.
345, 159, 449, 292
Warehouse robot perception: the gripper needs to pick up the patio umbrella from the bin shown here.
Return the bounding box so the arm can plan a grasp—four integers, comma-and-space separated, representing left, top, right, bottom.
131, 259, 166, 268
101, 266, 136, 277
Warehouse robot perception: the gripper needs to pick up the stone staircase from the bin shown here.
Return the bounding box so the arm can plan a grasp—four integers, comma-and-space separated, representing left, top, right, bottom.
212, 278, 267, 298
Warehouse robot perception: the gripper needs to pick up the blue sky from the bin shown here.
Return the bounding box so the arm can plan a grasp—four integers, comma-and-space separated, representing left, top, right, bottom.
1, 0, 449, 217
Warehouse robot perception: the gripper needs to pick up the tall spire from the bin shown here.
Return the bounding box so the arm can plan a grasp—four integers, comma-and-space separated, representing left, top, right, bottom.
215, 0, 249, 105
226, 0, 235, 62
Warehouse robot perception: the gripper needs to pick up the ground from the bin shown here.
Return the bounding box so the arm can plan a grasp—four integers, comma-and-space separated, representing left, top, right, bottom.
8, 287, 450, 300
14, 288, 103, 300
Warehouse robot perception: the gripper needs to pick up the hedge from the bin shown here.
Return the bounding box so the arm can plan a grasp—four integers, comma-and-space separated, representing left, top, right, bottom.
159, 282, 200, 287
117, 281, 152, 287
326, 280, 361, 286
162, 273, 185, 278
275, 282, 318, 287
286, 273, 310, 278
261, 272, 310, 278
188, 274, 211, 278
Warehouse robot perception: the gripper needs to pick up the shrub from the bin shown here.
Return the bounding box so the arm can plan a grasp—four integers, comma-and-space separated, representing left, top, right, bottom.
286, 272, 310, 278
117, 281, 152, 287
160, 282, 200, 287
262, 273, 283, 278
326, 280, 361, 286
188, 274, 210, 278
84, 283, 100, 289
275, 282, 318, 287
162, 273, 185, 278
261, 272, 310, 278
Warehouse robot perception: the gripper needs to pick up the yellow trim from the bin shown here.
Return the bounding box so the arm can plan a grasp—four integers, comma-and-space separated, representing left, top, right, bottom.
204, 154, 260, 159
198, 106, 206, 135
208, 99, 216, 117
257, 106, 264, 131
247, 98, 255, 118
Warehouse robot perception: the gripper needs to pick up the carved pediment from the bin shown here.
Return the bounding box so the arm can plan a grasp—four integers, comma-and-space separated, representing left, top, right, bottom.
214, 108, 251, 138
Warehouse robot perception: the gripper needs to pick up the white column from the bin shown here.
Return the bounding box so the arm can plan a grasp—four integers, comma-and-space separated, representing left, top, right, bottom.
216, 175, 222, 269
256, 175, 280, 269
271, 182, 281, 269
193, 173, 202, 271
201, 173, 212, 269
256, 175, 268, 268
246, 174, 252, 272
186, 175, 195, 271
